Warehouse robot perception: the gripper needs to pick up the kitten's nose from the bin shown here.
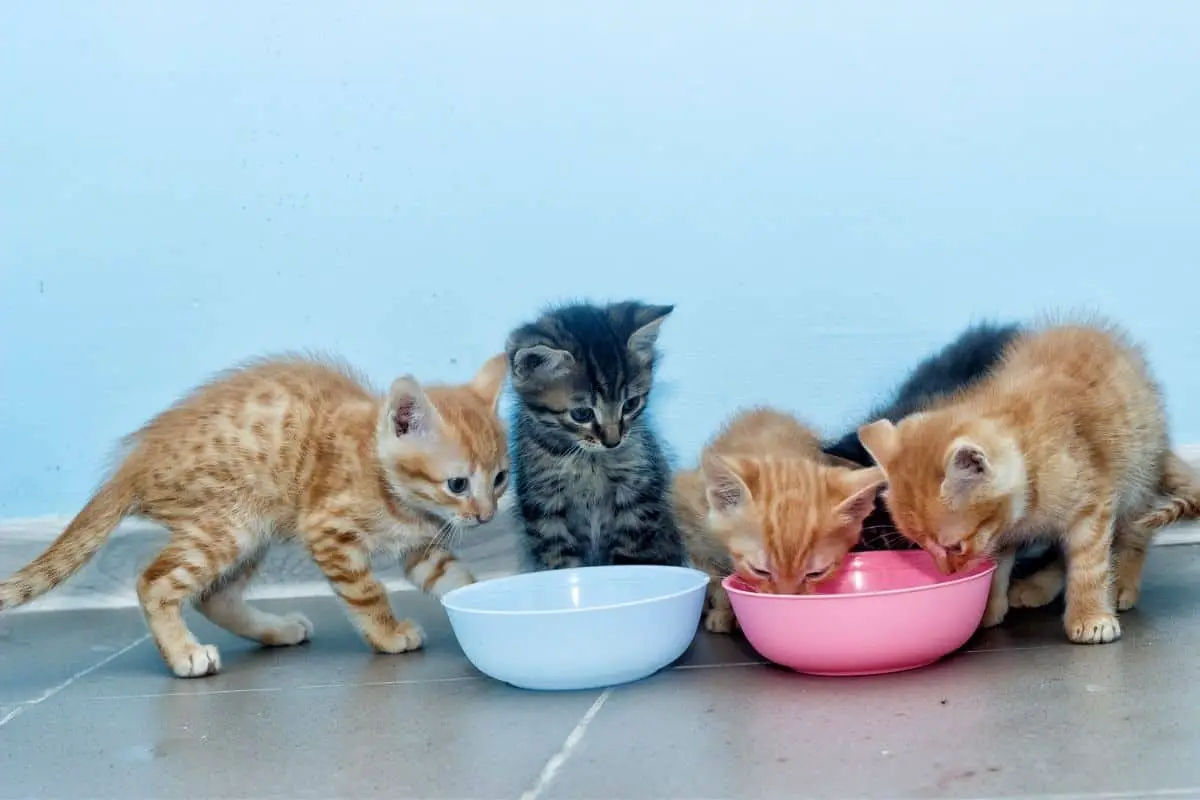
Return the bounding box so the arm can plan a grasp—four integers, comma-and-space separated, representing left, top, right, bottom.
476, 510, 494, 524
599, 424, 622, 448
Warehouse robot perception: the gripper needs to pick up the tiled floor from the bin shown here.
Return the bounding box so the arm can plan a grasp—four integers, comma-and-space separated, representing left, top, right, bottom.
2, 548, 1200, 800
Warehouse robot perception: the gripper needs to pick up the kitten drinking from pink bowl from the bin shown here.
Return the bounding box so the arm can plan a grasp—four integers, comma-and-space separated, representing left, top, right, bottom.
723, 550, 996, 676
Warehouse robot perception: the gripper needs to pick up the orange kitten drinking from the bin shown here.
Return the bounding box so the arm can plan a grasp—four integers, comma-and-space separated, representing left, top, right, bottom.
0, 355, 510, 677
858, 322, 1200, 645
673, 408, 884, 632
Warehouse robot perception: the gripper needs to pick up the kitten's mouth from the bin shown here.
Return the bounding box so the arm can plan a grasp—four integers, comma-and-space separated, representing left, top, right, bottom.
927, 542, 975, 574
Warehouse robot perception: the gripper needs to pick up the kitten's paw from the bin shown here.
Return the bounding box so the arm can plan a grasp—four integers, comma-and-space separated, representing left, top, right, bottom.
703, 608, 738, 634
980, 598, 1009, 628
1008, 576, 1061, 609
372, 620, 425, 654
1115, 583, 1140, 612
1066, 613, 1121, 645
260, 612, 314, 647
170, 644, 222, 678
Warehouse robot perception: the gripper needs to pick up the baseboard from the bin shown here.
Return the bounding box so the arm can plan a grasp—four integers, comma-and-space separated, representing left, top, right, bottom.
3, 449, 1200, 612
0, 513, 522, 614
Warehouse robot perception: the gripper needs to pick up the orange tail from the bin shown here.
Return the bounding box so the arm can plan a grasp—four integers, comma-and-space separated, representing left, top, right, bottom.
1135, 451, 1200, 531
0, 477, 135, 610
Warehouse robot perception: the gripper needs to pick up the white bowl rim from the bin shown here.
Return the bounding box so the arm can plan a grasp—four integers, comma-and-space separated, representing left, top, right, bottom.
722, 557, 997, 601
441, 564, 709, 617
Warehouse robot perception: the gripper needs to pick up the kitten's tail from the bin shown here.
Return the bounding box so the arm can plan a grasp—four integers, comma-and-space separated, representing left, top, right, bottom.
1135, 451, 1200, 531
0, 476, 136, 610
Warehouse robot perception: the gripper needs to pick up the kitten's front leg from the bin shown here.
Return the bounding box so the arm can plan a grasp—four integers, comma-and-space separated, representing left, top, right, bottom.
521, 510, 585, 571
981, 548, 1017, 628
303, 521, 423, 654
606, 512, 686, 568
1063, 503, 1121, 645
405, 546, 475, 597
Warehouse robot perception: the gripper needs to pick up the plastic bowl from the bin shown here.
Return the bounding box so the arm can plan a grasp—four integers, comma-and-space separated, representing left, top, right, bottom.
442, 565, 709, 691
723, 551, 996, 676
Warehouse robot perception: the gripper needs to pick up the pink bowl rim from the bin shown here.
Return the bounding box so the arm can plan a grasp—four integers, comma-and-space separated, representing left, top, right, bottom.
721, 553, 997, 601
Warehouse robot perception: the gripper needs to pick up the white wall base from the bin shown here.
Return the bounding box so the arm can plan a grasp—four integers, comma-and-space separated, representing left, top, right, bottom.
3, 448, 1200, 612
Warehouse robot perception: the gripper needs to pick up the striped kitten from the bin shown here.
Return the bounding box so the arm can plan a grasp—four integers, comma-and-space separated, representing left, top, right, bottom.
674, 408, 884, 632
507, 301, 684, 570
0, 355, 510, 677
859, 322, 1200, 644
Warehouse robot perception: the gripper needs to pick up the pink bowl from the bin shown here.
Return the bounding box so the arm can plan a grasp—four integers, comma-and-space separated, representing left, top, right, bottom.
723, 551, 996, 676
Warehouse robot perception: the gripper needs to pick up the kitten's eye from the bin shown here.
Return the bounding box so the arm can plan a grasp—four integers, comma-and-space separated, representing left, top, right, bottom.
621, 396, 644, 415
746, 564, 771, 579
493, 470, 507, 487
805, 568, 832, 582
569, 407, 595, 423
446, 477, 470, 495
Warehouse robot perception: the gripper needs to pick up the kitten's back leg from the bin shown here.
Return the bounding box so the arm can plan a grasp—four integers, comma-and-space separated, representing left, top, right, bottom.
1112, 517, 1155, 611
137, 518, 250, 678
195, 546, 314, 646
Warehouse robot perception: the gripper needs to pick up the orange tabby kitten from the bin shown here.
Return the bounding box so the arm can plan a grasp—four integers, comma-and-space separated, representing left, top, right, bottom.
0, 355, 510, 677
858, 322, 1200, 645
674, 408, 884, 632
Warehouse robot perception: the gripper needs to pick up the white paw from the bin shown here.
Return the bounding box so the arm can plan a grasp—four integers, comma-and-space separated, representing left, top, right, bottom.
1009, 577, 1061, 609
374, 621, 425, 654
980, 598, 1009, 629
263, 612, 314, 646
1116, 584, 1140, 612
171, 644, 222, 678
1067, 614, 1121, 644
703, 608, 738, 634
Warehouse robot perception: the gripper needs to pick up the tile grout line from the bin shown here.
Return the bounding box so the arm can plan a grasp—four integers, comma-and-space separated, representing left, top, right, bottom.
0, 633, 150, 729
518, 688, 613, 800
89, 674, 484, 702
84, 660, 765, 702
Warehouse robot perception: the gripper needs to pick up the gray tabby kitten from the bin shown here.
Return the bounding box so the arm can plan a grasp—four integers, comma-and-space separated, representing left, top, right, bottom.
506, 301, 685, 570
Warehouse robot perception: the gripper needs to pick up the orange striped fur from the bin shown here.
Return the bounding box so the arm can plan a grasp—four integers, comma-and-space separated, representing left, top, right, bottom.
859, 322, 1200, 645
0, 354, 510, 677
673, 408, 883, 632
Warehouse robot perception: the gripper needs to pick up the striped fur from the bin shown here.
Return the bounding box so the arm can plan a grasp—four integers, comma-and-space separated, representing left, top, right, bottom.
0, 354, 510, 678
506, 301, 684, 570
859, 321, 1200, 646
674, 408, 883, 632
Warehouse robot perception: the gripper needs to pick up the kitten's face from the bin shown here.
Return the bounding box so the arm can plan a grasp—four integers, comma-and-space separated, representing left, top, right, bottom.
701, 454, 883, 595
507, 301, 672, 452
859, 416, 1020, 574
378, 354, 511, 527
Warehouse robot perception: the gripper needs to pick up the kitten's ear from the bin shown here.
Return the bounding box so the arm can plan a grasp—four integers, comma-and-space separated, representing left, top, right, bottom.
943, 438, 991, 496
510, 344, 575, 385
627, 304, 674, 363
469, 353, 509, 411
834, 467, 885, 527
701, 452, 751, 513
857, 419, 898, 467
386, 376, 442, 440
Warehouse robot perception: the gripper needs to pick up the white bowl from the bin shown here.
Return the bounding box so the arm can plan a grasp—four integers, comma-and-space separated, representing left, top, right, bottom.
441, 565, 708, 691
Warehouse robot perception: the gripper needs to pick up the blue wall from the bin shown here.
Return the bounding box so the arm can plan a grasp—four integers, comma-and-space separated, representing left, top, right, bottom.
3, 2, 1199, 517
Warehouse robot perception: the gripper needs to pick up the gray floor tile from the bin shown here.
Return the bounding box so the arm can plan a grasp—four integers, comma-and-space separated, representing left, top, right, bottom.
544, 643, 1200, 799
0, 677, 601, 800
0, 606, 147, 705
58, 593, 484, 699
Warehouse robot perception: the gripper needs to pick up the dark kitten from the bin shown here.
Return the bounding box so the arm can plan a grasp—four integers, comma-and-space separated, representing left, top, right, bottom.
824, 321, 1022, 551
506, 301, 685, 570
